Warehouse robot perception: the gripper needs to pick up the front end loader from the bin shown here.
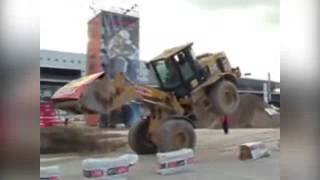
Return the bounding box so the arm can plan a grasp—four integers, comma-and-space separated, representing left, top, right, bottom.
52, 43, 241, 154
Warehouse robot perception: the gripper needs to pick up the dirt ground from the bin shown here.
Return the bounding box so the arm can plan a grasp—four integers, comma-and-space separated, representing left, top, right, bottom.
41, 127, 127, 154
40, 128, 280, 180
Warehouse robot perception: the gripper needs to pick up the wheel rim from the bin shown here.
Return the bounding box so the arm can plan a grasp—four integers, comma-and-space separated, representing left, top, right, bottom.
175, 131, 188, 149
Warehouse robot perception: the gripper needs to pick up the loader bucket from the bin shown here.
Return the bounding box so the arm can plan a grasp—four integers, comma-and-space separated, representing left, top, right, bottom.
51, 72, 116, 114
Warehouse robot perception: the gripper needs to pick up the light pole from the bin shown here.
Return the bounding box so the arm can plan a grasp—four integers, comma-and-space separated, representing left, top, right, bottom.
267, 72, 271, 102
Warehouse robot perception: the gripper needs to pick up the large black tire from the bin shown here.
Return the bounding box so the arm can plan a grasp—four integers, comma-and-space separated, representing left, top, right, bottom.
128, 119, 157, 154
158, 120, 196, 152
209, 80, 239, 115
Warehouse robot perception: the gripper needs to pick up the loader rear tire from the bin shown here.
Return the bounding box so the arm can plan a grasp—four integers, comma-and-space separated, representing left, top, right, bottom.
209, 80, 239, 115
128, 119, 157, 154
158, 120, 196, 152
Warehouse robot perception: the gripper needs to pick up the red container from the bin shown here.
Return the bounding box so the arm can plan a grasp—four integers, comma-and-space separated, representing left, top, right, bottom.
85, 114, 99, 126
40, 102, 60, 128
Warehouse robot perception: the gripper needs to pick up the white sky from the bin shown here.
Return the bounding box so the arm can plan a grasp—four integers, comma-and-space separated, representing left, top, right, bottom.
40, 0, 280, 81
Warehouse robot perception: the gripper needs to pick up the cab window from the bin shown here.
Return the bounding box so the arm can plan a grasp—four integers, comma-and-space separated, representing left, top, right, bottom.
153, 60, 180, 89
174, 52, 195, 82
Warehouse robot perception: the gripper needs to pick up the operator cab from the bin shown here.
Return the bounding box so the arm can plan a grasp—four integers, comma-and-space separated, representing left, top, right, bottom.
147, 43, 207, 98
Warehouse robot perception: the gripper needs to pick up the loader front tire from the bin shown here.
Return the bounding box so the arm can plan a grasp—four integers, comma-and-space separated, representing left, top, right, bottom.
209, 80, 239, 115
128, 119, 157, 154
158, 120, 196, 152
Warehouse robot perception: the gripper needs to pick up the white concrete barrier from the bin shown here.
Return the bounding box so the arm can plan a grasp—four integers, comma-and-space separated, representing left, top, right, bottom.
157, 148, 195, 175
82, 154, 138, 180
40, 165, 61, 180
239, 142, 270, 160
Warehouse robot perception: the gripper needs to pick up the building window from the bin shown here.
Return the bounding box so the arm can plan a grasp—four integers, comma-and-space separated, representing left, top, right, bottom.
55, 59, 59, 62
70, 60, 74, 63
78, 60, 81, 64
47, 58, 51, 61
63, 59, 66, 63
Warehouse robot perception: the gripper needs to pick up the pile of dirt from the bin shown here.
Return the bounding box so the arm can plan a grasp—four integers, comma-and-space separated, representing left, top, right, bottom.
230, 94, 280, 128
212, 94, 280, 129
41, 127, 127, 154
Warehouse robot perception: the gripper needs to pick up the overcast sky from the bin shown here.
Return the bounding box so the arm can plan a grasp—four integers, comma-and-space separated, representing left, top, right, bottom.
40, 0, 280, 81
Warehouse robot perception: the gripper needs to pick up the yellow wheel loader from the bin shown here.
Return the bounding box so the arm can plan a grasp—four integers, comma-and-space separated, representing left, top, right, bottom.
52, 43, 241, 154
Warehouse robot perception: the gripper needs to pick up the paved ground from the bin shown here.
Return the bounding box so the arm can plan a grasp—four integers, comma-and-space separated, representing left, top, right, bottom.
40, 128, 280, 180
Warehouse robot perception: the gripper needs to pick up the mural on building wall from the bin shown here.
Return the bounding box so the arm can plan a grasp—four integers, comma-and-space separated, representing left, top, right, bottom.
100, 11, 149, 83
87, 11, 151, 83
